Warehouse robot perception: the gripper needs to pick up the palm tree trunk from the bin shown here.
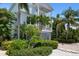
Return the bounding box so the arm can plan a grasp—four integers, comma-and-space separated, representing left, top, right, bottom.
66, 18, 70, 40
17, 3, 20, 39
56, 26, 58, 38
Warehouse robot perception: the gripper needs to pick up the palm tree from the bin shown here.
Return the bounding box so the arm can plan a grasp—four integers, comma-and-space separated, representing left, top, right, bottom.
55, 14, 65, 38
52, 14, 64, 38
62, 7, 78, 40
27, 15, 51, 30
27, 15, 37, 24
17, 3, 29, 39
62, 7, 77, 30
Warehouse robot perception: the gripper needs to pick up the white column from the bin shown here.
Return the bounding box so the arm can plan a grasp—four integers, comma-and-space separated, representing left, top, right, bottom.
37, 4, 40, 27
37, 4, 40, 16
29, 3, 32, 14
50, 11, 53, 40
29, 3, 33, 24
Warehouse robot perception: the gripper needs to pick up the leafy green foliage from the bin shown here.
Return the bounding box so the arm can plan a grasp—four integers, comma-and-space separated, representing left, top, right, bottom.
1, 39, 28, 50
25, 24, 40, 39
6, 47, 52, 56
1, 41, 13, 50
0, 8, 16, 40
48, 40, 58, 49
27, 15, 37, 24
62, 7, 77, 19
52, 17, 65, 38
0, 39, 3, 46
31, 35, 40, 40
58, 29, 79, 43
20, 23, 26, 39
38, 15, 51, 25
27, 15, 51, 25
10, 40, 28, 50
30, 39, 58, 49
20, 24, 41, 40
52, 7, 79, 43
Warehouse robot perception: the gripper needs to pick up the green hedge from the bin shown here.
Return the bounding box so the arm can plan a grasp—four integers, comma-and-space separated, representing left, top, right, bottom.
30, 39, 58, 49
10, 40, 28, 50
58, 39, 76, 43
0, 39, 3, 46
1, 39, 28, 50
6, 47, 52, 56
1, 41, 13, 50
58, 29, 79, 43
48, 40, 58, 49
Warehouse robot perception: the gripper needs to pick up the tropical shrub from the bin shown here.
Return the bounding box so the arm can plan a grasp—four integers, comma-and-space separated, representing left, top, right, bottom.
31, 35, 40, 40
0, 8, 16, 40
25, 24, 40, 39
27, 15, 37, 24
58, 29, 79, 43
52, 18, 65, 39
1, 39, 28, 50
30, 39, 45, 48
48, 40, 58, 49
10, 40, 28, 50
27, 15, 51, 25
1, 40, 13, 50
6, 47, 52, 56
30, 39, 58, 49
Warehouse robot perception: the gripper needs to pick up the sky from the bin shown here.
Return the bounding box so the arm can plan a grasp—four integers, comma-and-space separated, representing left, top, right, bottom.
50, 3, 79, 17
0, 3, 79, 17
0, 3, 12, 9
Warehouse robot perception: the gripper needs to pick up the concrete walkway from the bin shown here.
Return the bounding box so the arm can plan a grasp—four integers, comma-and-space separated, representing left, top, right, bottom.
58, 43, 79, 54
58, 43, 79, 52
49, 49, 79, 56
0, 50, 7, 56
50, 43, 79, 56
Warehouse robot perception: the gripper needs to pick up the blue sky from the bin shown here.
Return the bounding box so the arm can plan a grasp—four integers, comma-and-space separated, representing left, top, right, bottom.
0, 3, 12, 9
50, 3, 79, 17
0, 3, 79, 17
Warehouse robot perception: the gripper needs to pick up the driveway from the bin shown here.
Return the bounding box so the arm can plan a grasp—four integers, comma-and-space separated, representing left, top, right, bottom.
50, 43, 79, 56
49, 49, 79, 56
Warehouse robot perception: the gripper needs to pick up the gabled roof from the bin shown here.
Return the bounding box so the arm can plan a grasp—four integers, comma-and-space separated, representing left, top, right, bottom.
9, 3, 53, 13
